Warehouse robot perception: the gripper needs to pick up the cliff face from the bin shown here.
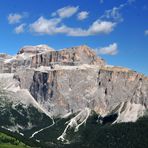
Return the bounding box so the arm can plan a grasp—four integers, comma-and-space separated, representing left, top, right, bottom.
0, 44, 148, 123
16, 65, 148, 122
30, 45, 105, 67
0, 45, 105, 73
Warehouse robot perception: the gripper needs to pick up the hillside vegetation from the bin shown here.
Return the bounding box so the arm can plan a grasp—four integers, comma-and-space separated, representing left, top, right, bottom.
0, 132, 29, 148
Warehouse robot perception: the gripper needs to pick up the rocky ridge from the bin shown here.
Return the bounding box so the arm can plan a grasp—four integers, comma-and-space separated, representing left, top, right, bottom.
0, 44, 148, 143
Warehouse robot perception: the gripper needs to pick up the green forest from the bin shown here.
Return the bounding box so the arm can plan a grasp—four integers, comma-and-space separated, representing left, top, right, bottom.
65, 116, 148, 148
0, 116, 148, 148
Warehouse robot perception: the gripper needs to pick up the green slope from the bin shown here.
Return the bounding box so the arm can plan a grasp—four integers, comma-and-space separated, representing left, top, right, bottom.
1, 114, 148, 148
0, 132, 29, 148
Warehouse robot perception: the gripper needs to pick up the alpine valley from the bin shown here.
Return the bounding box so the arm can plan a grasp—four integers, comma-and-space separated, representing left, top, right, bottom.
0, 45, 148, 148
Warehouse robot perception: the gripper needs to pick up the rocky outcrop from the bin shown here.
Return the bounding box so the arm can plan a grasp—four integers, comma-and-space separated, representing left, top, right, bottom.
0, 44, 148, 123
26, 45, 105, 68
0, 53, 12, 73
0, 45, 105, 73
18, 44, 54, 54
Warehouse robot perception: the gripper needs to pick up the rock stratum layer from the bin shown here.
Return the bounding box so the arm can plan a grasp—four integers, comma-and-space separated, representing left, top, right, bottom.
0, 44, 148, 144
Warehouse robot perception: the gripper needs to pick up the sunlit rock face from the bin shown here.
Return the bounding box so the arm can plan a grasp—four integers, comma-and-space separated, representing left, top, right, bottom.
0, 44, 148, 123
30, 45, 105, 68
0, 45, 105, 73
18, 44, 54, 54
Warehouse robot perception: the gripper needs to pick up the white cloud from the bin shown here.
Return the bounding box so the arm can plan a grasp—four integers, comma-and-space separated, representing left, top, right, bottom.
8, 12, 28, 24
65, 20, 116, 36
51, 6, 79, 18
98, 43, 118, 55
30, 16, 116, 36
88, 20, 116, 35
77, 11, 89, 20
145, 30, 148, 36
100, 0, 136, 22
15, 23, 26, 34
100, 4, 125, 22
8, 13, 22, 24
30, 17, 61, 34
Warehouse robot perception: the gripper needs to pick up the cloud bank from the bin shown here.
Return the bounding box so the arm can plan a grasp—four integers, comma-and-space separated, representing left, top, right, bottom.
30, 16, 116, 36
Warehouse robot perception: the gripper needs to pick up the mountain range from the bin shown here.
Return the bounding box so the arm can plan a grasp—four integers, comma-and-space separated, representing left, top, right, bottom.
0, 45, 148, 147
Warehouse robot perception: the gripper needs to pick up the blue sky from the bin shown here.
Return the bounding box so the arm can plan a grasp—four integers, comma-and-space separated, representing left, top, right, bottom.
0, 0, 148, 75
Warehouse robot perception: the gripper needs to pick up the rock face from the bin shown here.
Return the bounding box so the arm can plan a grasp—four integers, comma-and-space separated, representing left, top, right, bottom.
0, 44, 148, 123
0, 45, 105, 73
0, 53, 12, 73
18, 44, 54, 54
17, 64, 148, 122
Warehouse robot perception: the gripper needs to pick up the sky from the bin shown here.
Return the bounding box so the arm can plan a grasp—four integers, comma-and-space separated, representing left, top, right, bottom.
0, 0, 148, 75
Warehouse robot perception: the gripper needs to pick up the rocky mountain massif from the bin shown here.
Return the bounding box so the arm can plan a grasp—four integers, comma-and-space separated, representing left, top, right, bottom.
0, 45, 148, 147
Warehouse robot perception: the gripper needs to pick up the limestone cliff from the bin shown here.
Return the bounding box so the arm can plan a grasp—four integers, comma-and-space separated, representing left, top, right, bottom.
0, 45, 105, 73
0, 44, 148, 123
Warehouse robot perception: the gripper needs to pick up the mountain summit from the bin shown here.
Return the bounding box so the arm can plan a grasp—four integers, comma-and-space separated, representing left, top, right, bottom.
0, 45, 148, 146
